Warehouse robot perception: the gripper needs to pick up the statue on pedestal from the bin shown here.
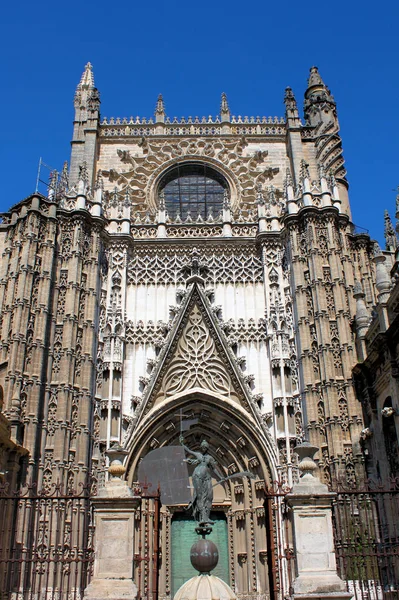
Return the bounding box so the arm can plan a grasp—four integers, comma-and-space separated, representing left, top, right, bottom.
179, 434, 255, 535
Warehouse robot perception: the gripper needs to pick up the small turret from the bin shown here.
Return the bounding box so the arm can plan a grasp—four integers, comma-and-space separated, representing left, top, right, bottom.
304, 67, 337, 130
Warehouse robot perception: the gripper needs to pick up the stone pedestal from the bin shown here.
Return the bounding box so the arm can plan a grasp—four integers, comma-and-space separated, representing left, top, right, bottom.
286, 443, 352, 600
84, 447, 141, 600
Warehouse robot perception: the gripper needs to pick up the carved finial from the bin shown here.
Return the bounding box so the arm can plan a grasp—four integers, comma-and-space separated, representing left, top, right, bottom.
284, 168, 294, 203
285, 168, 293, 188
284, 87, 297, 110
95, 169, 104, 191
79, 161, 88, 185
58, 161, 69, 197
317, 163, 326, 180
384, 210, 397, 252
300, 160, 310, 181
124, 187, 131, 207
396, 186, 399, 216
256, 184, 265, 206
155, 94, 165, 115
268, 186, 276, 205
220, 92, 230, 116
159, 190, 166, 211
48, 170, 58, 200
77, 62, 95, 90
307, 66, 324, 88
284, 87, 300, 125
223, 189, 231, 210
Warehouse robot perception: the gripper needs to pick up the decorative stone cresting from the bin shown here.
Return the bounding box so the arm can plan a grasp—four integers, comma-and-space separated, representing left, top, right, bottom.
285, 442, 352, 600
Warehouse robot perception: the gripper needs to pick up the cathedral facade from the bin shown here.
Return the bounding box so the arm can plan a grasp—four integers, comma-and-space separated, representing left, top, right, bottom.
0, 63, 398, 600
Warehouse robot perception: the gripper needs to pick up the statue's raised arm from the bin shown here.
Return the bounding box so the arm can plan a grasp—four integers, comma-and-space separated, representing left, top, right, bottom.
179, 435, 202, 461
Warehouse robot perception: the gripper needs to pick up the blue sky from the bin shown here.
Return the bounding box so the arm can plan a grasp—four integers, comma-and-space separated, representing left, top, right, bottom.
1, 0, 398, 244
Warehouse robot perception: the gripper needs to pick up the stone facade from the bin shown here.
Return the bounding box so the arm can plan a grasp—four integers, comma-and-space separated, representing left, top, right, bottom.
352, 212, 399, 482
0, 62, 397, 600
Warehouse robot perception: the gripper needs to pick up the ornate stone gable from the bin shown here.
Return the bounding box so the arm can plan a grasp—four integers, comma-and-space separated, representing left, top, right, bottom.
159, 303, 237, 401
129, 282, 270, 435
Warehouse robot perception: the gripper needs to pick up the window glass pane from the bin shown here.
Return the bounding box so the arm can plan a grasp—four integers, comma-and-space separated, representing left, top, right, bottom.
159, 163, 227, 220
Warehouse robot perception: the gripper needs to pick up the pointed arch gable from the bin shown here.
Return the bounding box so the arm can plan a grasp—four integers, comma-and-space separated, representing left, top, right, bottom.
126, 282, 271, 441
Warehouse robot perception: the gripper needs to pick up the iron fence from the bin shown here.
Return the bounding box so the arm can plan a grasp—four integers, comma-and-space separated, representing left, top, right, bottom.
0, 481, 94, 600
332, 478, 399, 600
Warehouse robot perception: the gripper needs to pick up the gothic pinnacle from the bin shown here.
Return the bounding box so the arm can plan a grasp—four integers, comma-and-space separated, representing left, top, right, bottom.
58, 161, 69, 196
284, 87, 300, 126
304, 66, 337, 130
307, 66, 325, 88
220, 92, 230, 115
77, 62, 95, 90
384, 210, 397, 252
284, 87, 297, 109
155, 94, 165, 124
155, 94, 165, 115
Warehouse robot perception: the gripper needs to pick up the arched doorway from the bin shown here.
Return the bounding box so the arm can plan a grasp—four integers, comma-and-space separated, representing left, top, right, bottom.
125, 392, 278, 600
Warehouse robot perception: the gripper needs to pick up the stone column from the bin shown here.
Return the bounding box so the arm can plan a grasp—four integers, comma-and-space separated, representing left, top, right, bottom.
84, 446, 141, 600
286, 442, 351, 600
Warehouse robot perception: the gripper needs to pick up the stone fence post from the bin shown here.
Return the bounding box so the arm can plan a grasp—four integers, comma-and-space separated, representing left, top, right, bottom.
84, 446, 140, 600
286, 442, 352, 600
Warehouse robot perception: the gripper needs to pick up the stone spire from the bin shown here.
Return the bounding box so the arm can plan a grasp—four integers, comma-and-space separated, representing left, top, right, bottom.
307, 66, 325, 88
155, 94, 165, 123
284, 87, 300, 127
384, 210, 397, 251
304, 66, 337, 129
70, 62, 100, 187
74, 61, 99, 111
58, 161, 69, 197
220, 92, 230, 122
77, 62, 95, 90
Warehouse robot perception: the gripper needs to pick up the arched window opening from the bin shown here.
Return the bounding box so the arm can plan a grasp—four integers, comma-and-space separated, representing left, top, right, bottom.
159, 163, 227, 220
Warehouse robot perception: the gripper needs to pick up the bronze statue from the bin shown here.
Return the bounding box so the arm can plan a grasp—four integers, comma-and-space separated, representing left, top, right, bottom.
179, 435, 255, 530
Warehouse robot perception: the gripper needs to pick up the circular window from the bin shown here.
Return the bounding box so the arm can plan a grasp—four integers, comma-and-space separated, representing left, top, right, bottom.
159, 163, 228, 220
